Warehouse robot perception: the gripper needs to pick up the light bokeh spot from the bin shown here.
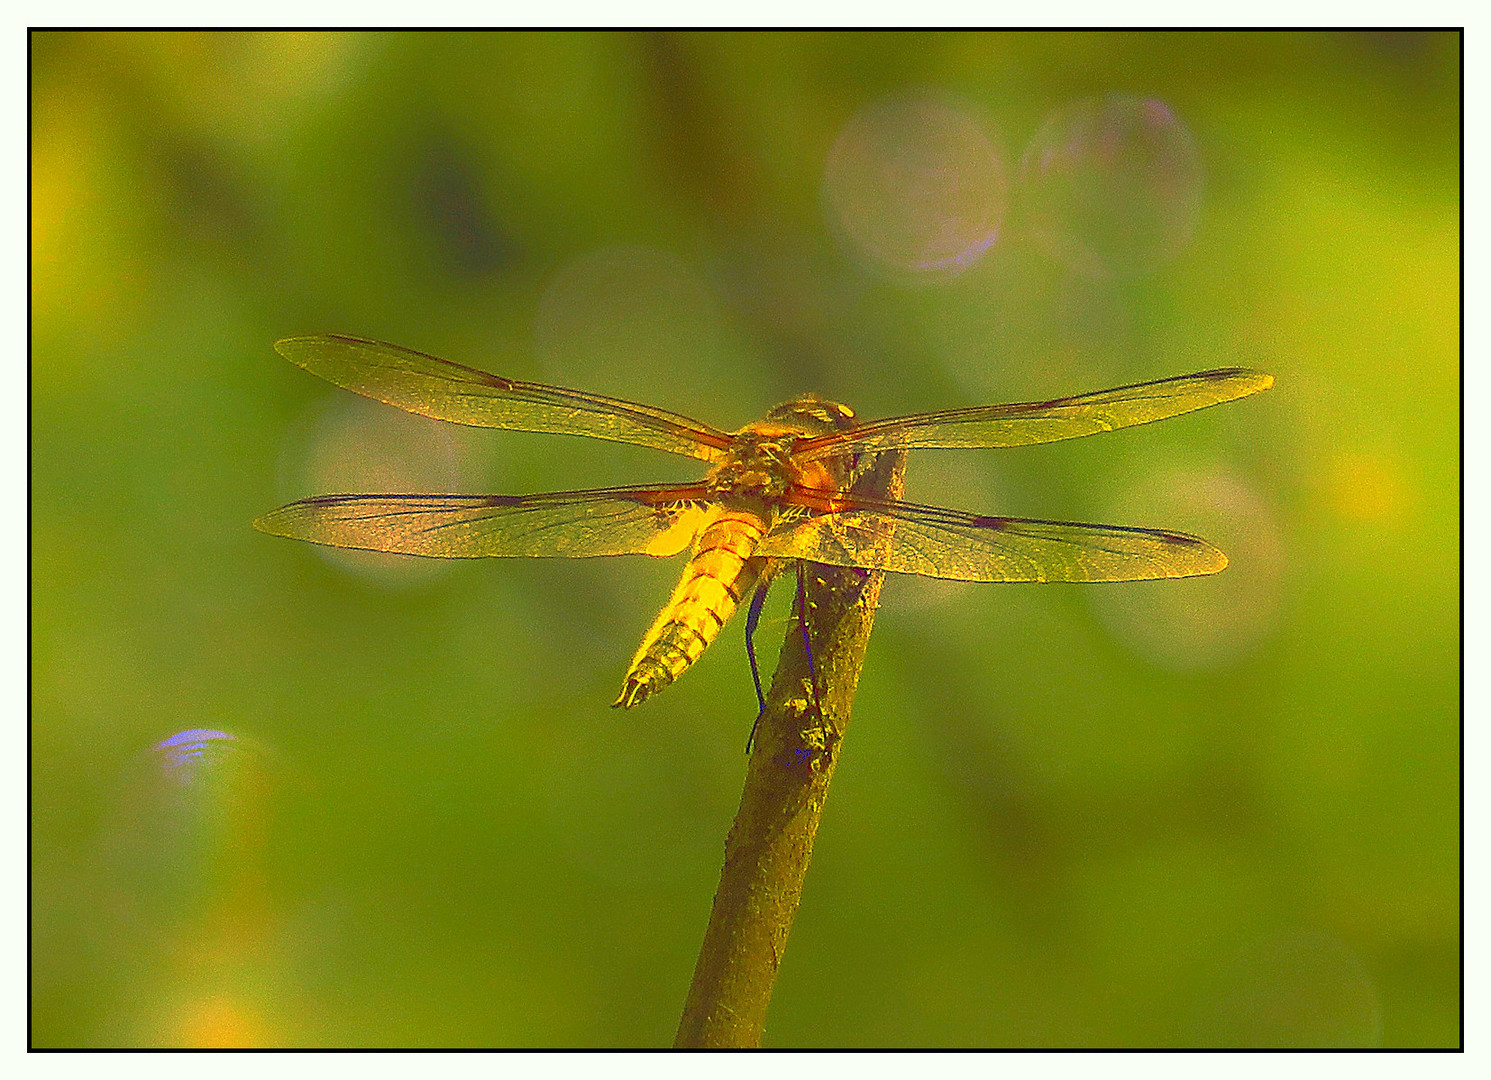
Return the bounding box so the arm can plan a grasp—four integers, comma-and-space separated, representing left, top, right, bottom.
155, 728, 239, 786
103, 728, 293, 1047
152, 993, 273, 1048
824, 92, 1008, 276
1018, 95, 1203, 278
281, 393, 484, 587
104, 727, 275, 930
1325, 449, 1415, 524
1088, 465, 1285, 671
140, 727, 271, 846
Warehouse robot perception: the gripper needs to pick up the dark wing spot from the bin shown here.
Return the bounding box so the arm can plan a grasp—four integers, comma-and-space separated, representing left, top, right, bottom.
1157, 530, 1203, 545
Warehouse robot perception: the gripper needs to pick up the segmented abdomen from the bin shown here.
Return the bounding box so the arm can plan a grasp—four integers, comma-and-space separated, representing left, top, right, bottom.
614, 508, 768, 709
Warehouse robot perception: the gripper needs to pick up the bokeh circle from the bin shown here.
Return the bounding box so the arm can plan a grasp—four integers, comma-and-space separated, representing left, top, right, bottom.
279, 393, 480, 588
1087, 464, 1285, 671
824, 92, 1008, 277
1018, 95, 1203, 278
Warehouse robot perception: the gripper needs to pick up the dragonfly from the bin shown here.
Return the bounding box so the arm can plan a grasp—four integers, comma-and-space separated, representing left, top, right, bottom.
256, 335, 1273, 710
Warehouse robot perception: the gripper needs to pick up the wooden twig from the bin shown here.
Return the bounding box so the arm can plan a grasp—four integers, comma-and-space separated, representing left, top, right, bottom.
674, 448, 907, 1048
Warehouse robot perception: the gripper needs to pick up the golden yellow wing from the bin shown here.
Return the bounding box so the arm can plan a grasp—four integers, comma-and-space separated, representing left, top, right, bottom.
757, 491, 1225, 582
275, 335, 733, 463
254, 484, 717, 559
791, 368, 1273, 460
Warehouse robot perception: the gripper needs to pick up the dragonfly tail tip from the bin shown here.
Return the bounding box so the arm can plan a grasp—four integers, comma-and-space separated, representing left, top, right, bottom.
613, 677, 651, 709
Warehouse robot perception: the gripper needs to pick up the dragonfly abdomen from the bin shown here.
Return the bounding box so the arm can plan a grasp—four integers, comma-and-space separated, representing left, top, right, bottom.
614, 509, 769, 709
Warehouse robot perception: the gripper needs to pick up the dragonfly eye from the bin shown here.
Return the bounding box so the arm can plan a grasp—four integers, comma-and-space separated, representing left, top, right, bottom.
765, 395, 858, 435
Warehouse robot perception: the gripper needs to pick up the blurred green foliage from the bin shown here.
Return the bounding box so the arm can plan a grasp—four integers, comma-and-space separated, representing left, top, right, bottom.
31, 31, 1459, 1047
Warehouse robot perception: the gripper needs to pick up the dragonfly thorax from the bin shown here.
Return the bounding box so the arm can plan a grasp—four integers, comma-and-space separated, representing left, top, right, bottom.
706, 432, 802, 501
707, 394, 860, 501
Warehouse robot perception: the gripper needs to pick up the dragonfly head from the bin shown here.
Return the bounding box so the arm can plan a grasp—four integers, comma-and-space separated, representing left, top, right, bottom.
764, 394, 858, 437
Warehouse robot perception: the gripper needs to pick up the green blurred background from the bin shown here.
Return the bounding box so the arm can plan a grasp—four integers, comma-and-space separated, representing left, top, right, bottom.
30, 31, 1459, 1047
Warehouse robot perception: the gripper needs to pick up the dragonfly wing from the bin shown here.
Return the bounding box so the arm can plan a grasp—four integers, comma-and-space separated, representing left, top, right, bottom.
793, 368, 1273, 459
275, 335, 733, 462
757, 492, 1225, 582
255, 484, 718, 559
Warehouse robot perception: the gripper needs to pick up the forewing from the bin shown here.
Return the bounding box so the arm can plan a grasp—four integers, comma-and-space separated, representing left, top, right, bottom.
255, 484, 717, 559
275, 335, 733, 462
758, 492, 1225, 582
793, 369, 1274, 460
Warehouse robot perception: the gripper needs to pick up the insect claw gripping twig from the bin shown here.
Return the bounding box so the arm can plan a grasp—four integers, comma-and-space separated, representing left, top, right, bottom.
794, 561, 823, 719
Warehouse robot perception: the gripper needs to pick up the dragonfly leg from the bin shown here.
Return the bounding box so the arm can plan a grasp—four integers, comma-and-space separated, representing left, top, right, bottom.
741, 564, 824, 755
744, 576, 772, 754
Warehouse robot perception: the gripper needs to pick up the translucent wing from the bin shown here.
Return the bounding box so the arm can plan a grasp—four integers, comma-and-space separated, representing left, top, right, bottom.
275, 335, 733, 463
792, 369, 1274, 460
254, 484, 718, 559
757, 491, 1225, 582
